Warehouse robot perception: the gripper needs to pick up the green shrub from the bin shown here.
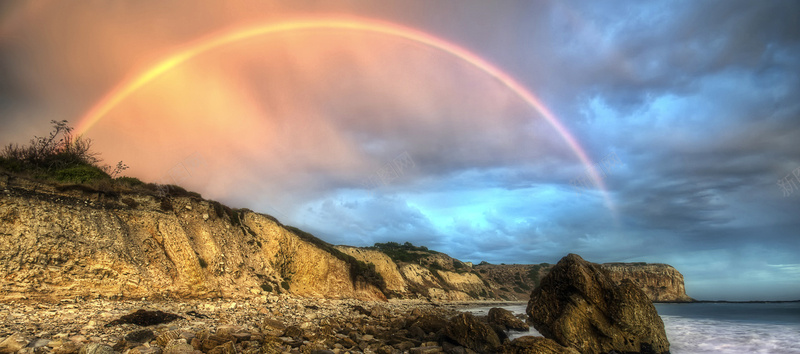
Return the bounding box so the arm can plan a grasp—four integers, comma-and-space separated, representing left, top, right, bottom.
528, 266, 541, 285
371, 242, 438, 263
514, 280, 531, 291
260, 283, 273, 292
198, 257, 208, 268
53, 165, 109, 183
0, 157, 22, 172
115, 176, 144, 187
281, 281, 290, 291
160, 184, 202, 199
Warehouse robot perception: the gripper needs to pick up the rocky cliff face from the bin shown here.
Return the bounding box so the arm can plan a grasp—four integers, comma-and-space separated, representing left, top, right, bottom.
602, 262, 694, 302
0, 174, 384, 301
0, 173, 692, 303
472, 263, 549, 301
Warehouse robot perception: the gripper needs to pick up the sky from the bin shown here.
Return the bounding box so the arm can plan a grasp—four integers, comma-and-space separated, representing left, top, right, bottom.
1, 0, 799, 301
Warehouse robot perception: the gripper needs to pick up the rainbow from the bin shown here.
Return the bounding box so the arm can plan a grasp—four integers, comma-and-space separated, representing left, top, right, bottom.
75, 17, 614, 211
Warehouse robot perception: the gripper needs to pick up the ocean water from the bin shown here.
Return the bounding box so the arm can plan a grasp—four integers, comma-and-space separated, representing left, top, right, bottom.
655, 302, 800, 354
465, 302, 800, 354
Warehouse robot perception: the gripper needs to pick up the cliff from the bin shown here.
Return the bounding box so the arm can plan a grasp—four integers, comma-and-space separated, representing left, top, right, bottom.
602, 262, 694, 302
0, 173, 384, 301
0, 172, 692, 302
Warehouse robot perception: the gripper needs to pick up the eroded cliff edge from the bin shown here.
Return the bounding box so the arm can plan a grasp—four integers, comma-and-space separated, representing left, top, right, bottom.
602, 262, 694, 302
0, 174, 385, 301
0, 173, 693, 302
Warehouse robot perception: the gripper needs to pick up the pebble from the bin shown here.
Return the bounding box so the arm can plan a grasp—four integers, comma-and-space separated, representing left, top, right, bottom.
0, 297, 500, 354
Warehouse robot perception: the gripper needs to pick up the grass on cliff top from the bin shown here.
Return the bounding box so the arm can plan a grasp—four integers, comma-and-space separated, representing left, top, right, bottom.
0, 120, 114, 184
370, 241, 439, 264
0, 120, 202, 200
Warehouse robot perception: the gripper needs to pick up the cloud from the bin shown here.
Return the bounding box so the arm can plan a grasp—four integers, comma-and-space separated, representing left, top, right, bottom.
1, 0, 799, 300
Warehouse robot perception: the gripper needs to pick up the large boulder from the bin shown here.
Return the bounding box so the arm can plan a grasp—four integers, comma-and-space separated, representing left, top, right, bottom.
0, 333, 29, 354
445, 313, 502, 354
488, 307, 529, 331
527, 254, 670, 354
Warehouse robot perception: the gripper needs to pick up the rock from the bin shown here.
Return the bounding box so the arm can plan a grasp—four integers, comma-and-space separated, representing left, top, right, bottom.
125, 329, 155, 344
111, 339, 128, 352
0, 333, 29, 354
260, 318, 286, 336
67, 335, 86, 343
408, 312, 448, 334
163, 341, 194, 354
396, 341, 415, 351
410, 346, 442, 354
527, 254, 670, 354
370, 306, 389, 318
283, 326, 303, 338
201, 334, 233, 352
309, 350, 334, 354
27, 338, 51, 348
407, 325, 426, 340
106, 310, 182, 327
77, 343, 114, 354
51, 342, 82, 354
501, 336, 579, 354
231, 332, 251, 342
207, 341, 236, 354
129, 347, 163, 354
487, 308, 528, 331
139, 348, 163, 354
156, 331, 183, 347
444, 313, 501, 354
376, 345, 395, 354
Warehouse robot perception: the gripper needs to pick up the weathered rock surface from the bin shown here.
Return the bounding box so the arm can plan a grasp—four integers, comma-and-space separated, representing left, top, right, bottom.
602, 263, 693, 302
0, 173, 691, 303
0, 333, 28, 354
445, 313, 501, 354
501, 336, 580, 354
487, 307, 529, 331
527, 254, 670, 354
0, 175, 383, 301
336, 246, 408, 295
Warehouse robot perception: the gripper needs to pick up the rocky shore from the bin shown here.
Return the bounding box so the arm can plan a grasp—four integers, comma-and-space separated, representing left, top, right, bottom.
0, 296, 534, 354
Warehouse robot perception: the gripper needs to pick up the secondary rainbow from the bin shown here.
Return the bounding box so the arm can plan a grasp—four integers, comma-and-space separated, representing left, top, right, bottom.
75, 17, 614, 211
